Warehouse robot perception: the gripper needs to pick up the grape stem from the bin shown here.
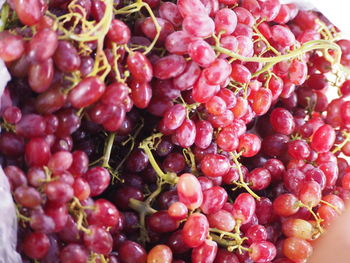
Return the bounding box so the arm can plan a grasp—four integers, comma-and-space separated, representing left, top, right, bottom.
182, 148, 198, 175
139, 133, 178, 185
332, 131, 350, 154
0, 3, 9, 32
213, 39, 341, 78
214, 39, 340, 63
297, 201, 324, 235
320, 200, 341, 215
69, 197, 93, 235
252, 24, 280, 56
114, 0, 160, 55
209, 226, 250, 253
102, 133, 116, 168
230, 152, 261, 200
129, 179, 162, 243
15, 206, 31, 223
48, 0, 113, 80
112, 118, 145, 183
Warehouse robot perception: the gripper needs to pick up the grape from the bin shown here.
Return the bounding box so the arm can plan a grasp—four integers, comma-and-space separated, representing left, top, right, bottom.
214, 248, 240, 263
68, 77, 106, 108
182, 213, 209, 248
246, 168, 271, 190
168, 201, 188, 220
162, 104, 187, 131
14, 186, 41, 208
200, 154, 230, 177
232, 193, 256, 224
231, 63, 251, 84
249, 241, 277, 262
246, 225, 268, 245
45, 203, 69, 232
154, 54, 186, 79
282, 218, 313, 240
163, 153, 186, 173
16, 114, 46, 138
165, 31, 194, 55
130, 81, 152, 109
84, 167, 110, 196
175, 119, 196, 147
238, 133, 261, 157
298, 181, 321, 207
159, 2, 183, 27
283, 237, 313, 262
195, 120, 213, 149
25, 137, 51, 167
311, 124, 336, 153
35, 87, 67, 114
60, 244, 89, 263
203, 59, 232, 85
188, 39, 216, 68
53, 41, 81, 72
30, 209, 55, 234
83, 225, 113, 254
142, 17, 174, 42
127, 52, 153, 83
108, 19, 131, 44
271, 25, 296, 47
147, 245, 173, 263
201, 186, 228, 214
192, 239, 218, 263
87, 199, 120, 227
0, 132, 25, 158
207, 209, 236, 232
214, 8, 237, 35
13, 0, 44, 26
28, 28, 58, 62
270, 108, 295, 135
249, 88, 273, 116
183, 15, 215, 37
177, 173, 203, 209
118, 241, 147, 263
177, 0, 208, 17
273, 193, 299, 217
167, 230, 191, 254
148, 210, 180, 233
22, 232, 50, 259
44, 181, 73, 205
0, 31, 25, 62
73, 177, 91, 200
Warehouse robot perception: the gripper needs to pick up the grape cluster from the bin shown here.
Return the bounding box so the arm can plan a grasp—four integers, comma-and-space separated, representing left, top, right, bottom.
1, 0, 350, 262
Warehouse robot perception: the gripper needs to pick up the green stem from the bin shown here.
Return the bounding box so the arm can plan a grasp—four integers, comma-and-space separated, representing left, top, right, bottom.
129, 180, 162, 243
297, 201, 324, 234
183, 148, 198, 175
139, 134, 178, 184
230, 152, 260, 200
114, 0, 160, 55
253, 24, 280, 56
214, 40, 340, 64
210, 233, 239, 250
209, 228, 241, 241
102, 133, 116, 167
0, 4, 9, 32
332, 131, 350, 154
320, 200, 341, 215
114, 118, 144, 174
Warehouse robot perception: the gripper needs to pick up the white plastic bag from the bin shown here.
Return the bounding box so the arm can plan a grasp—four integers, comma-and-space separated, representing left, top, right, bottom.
0, 1, 22, 260
0, 1, 348, 263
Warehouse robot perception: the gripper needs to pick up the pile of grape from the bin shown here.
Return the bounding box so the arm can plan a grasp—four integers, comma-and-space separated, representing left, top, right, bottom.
1, 0, 350, 262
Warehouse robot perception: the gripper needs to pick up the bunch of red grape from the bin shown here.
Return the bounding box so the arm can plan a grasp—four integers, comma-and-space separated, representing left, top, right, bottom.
1, 0, 350, 262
